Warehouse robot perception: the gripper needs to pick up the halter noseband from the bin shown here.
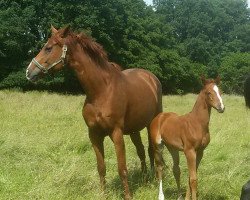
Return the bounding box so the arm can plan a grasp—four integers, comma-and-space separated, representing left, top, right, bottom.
32, 45, 68, 74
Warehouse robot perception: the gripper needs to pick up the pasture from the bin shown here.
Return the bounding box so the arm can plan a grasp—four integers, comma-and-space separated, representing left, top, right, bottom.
0, 90, 249, 200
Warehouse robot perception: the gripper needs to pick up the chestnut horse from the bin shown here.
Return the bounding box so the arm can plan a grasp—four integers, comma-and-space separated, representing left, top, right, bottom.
150, 76, 225, 200
26, 26, 162, 199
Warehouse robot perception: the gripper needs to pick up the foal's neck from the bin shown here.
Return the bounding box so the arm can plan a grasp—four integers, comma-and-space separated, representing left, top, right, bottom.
191, 91, 211, 128
68, 44, 112, 101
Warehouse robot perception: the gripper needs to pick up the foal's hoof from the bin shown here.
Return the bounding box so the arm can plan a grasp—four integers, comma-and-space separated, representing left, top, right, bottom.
124, 194, 132, 200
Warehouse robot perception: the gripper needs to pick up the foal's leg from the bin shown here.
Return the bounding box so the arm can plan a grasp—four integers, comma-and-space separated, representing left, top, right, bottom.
130, 132, 147, 172
147, 126, 155, 169
184, 149, 197, 200
196, 150, 204, 171
89, 130, 106, 191
167, 147, 182, 199
110, 127, 131, 200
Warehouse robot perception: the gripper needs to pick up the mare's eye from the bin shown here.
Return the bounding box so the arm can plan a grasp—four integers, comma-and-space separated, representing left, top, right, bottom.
45, 46, 52, 53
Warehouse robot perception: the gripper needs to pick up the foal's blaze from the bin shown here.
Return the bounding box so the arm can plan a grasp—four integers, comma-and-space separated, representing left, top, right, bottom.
150, 76, 224, 200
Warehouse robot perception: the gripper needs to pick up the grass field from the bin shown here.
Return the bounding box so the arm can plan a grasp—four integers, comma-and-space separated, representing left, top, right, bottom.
0, 90, 249, 200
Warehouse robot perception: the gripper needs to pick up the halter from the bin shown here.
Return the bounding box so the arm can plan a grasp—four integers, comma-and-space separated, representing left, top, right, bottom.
32, 45, 68, 74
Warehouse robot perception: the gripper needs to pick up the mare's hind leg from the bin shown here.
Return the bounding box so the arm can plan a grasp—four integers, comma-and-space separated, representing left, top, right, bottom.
147, 126, 155, 169
167, 146, 183, 200
130, 132, 146, 172
89, 129, 106, 191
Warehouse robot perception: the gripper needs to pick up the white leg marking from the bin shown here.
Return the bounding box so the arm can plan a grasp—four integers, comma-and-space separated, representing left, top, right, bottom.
213, 85, 224, 109
159, 180, 165, 200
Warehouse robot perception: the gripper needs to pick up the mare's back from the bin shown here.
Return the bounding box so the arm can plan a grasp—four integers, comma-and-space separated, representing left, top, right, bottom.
121, 68, 162, 132
122, 68, 161, 98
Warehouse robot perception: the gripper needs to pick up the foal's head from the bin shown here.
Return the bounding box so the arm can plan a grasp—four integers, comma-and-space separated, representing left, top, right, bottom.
201, 76, 225, 113
26, 26, 70, 82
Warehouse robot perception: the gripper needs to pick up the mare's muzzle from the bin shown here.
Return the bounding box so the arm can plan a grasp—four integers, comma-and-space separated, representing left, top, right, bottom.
26, 45, 67, 81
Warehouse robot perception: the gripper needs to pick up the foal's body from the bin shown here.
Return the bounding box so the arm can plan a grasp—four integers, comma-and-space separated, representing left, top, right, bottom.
26, 26, 162, 199
150, 77, 224, 200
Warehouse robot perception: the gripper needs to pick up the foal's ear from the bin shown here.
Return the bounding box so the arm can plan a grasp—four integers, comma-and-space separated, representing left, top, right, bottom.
51, 25, 58, 35
201, 75, 206, 85
60, 25, 71, 38
215, 76, 221, 85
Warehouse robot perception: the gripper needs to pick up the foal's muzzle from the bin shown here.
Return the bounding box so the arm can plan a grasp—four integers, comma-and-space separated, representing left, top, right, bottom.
217, 104, 225, 113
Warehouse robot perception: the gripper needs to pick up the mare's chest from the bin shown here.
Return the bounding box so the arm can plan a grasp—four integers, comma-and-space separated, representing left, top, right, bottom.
82, 99, 125, 131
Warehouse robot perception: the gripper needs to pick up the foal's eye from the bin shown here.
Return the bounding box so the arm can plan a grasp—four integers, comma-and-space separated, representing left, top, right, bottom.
45, 46, 52, 53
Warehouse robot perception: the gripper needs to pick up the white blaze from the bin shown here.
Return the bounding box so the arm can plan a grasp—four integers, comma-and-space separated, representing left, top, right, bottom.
213, 85, 224, 109
26, 62, 33, 80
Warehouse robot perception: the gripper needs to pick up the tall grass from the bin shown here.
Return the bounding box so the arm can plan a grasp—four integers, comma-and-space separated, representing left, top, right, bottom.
0, 90, 249, 200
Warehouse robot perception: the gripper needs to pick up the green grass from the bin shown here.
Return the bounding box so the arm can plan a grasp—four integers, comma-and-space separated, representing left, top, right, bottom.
0, 90, 249, 200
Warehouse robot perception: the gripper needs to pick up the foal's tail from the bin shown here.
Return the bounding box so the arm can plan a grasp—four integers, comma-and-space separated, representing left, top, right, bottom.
149, 113, 166, 177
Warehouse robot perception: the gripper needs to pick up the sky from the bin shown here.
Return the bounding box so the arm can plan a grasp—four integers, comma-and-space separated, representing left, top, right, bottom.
144, 0, 250, 7
144, 0, 152, 5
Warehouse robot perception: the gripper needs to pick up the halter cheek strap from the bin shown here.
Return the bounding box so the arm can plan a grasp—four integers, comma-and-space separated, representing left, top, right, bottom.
32, 45, 68, 74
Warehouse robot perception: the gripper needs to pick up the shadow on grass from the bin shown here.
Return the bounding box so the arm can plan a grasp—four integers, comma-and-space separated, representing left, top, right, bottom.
108, 168, 155, 199
200, 193, 228, 200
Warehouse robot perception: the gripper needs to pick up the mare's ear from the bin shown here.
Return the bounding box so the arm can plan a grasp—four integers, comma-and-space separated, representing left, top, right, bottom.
51, 25, 58, 35
200, 75, 206, 85
215, 76, 221, 85
60, 25, 71, 38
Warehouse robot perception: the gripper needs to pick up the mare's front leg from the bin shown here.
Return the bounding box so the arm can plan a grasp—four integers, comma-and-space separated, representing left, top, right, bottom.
89, 129, 106, 191
184, 149, 197, 200
110, 127, 131, 200
130, 132, 146, 172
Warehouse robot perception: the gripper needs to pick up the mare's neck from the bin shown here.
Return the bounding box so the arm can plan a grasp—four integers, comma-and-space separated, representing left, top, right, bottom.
67, 44, 111, 101
191, 91, 211, 129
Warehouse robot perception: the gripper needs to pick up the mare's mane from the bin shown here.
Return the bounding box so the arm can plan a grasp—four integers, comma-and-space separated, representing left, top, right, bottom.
64, 31, 121, 71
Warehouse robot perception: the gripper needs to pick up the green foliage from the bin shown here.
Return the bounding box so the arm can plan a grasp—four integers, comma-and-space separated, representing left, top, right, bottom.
219, 52, 250, 94
0, 0, 249, 94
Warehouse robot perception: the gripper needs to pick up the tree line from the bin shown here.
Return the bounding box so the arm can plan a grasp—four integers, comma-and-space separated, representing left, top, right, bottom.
0, 0, 249, 94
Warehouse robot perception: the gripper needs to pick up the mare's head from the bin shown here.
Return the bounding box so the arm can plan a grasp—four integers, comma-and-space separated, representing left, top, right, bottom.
201, 76, 225, 113
26, 26, 70, 82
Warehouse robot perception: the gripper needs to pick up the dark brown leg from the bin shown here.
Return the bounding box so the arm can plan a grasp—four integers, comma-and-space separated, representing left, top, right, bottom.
110, 127, 131, 200
147, 126, 154, 169
130, 132, 146, 172
196, 150, 204, 171
89, 129, 106, 191
184, 149, 197, 200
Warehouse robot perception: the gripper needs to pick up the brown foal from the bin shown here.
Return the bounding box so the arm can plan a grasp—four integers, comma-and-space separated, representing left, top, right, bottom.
26, 26, 162, 199
150, 76, 225, 200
